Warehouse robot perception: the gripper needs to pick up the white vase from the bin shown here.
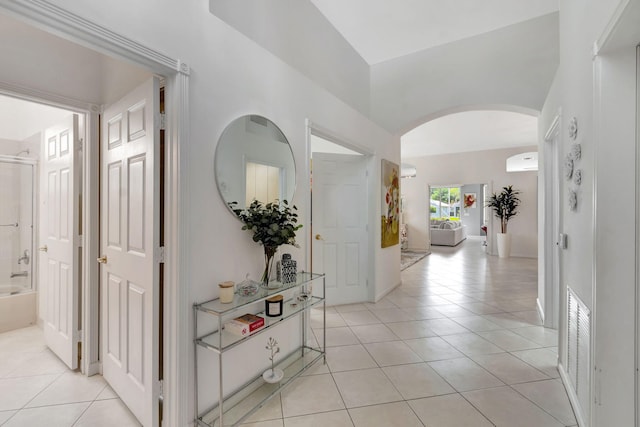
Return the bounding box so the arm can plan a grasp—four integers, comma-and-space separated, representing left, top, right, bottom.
496, 233, 511, 258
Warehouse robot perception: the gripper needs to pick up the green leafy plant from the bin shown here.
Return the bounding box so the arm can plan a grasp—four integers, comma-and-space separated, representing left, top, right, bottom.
229, 200, 302, 284
486, 185, 521, 233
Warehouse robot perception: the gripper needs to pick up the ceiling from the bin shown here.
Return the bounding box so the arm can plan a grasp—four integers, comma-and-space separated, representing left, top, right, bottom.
0, 95, 73, 142
310, 0, 558, 64
401, 110, 538, 158
308, 1, 554, 157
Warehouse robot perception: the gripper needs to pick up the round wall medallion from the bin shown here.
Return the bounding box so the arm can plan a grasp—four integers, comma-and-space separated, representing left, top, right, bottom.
569, 189, 578, 211
564, 156, 574, 180
569, 117, 578, 140
573, 169, 582, 186
571, 143, 581, 161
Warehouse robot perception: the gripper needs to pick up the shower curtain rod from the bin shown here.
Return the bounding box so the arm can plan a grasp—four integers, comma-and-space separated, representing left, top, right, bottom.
0, 223, 18, 227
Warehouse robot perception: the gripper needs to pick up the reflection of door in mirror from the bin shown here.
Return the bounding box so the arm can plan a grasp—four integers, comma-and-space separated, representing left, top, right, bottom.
245, 161, 282, 206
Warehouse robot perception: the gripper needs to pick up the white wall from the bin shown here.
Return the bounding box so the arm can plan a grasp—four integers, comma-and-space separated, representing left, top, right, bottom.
403, 146, 538, 257
24, 1, 399, 420
370, 13, 558, 134
460, 183, 484, 236
208, 0, 370, 116
538, 0, 637, 425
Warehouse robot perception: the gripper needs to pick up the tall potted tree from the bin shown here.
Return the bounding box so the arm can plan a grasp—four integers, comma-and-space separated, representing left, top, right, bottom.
486, 185, 521, 258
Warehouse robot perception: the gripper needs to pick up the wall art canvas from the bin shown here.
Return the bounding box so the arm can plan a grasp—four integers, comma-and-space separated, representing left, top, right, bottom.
381, 159, 400, 248
464, 193, 477, 208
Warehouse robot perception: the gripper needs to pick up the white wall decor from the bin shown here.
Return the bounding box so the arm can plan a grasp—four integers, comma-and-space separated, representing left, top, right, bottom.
573, 169, 582, 186
571, 143, 581, 160
568, 117, 578, 140
568, 189, 577, 211
564, 156, 574, 180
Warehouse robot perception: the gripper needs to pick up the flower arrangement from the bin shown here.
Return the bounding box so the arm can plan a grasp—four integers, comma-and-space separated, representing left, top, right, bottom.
485, 185, 521, 234
229, 200, 302, 285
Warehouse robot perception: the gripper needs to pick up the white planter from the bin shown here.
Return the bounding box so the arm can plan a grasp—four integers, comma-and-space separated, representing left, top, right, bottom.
496, 233, 511, 258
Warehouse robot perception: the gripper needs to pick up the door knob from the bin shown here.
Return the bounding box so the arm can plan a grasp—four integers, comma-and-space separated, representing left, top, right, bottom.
97, 256, 107, 264
315, 234, 324, 241
38, 245, 48, 252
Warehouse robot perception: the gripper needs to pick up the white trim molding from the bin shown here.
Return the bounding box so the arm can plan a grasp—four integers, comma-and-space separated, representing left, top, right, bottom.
0, 2, 191, 425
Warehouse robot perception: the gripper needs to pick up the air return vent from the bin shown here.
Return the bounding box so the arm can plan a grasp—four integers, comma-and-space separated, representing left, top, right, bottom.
567, 287, 591, 417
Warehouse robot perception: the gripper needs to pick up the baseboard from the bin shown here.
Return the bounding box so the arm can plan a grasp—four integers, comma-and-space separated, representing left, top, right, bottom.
536, 298, 545, 324
86, 361, 102, 377
558, 362, 587, 427
375, 281, 401, 302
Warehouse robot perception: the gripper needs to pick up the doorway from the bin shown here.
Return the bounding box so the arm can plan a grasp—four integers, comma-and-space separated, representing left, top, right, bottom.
542, 113, 561, 329
0, 5, 189, 425
307, 128, 373, 305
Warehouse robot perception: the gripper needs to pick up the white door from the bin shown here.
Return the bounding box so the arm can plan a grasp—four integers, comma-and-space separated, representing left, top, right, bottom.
312, 153, 368, 305
40, 114, 80, 370
100, 77, 160, 426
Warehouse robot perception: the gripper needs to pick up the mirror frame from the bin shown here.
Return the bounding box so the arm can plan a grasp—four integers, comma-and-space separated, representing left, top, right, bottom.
214, 114, 297, 217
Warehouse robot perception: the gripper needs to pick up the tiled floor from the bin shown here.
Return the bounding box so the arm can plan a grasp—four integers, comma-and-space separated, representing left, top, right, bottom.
0, 239, 576, 426
245, 239, 577, 426
0, 325, 140, 426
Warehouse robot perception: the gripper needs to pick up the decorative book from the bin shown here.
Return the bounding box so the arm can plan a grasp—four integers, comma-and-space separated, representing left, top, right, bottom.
224, 313, 265, 337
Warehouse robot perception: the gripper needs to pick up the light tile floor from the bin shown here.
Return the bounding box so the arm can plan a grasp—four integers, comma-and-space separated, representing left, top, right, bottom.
0, 325, 140, 426
0, 239, 576, 426
246, 239, 577, 427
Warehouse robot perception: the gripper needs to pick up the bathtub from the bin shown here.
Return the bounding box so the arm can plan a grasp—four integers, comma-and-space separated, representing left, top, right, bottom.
0, 284, 37, 334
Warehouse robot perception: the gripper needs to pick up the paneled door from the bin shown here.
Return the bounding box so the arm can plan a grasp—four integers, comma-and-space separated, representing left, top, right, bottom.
312, 153, 368, 305
100, 77, 160, 426
40, 114, 80, 370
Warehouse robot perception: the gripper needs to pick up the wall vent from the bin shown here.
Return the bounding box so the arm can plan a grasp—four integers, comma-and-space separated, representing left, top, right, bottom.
567, 287, 591, 416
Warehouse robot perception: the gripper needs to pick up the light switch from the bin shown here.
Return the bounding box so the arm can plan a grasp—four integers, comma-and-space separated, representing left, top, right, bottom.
558, 233, 568, 249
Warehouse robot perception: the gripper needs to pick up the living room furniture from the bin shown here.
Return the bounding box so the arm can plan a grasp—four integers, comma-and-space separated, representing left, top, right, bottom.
430, 220, 467, 246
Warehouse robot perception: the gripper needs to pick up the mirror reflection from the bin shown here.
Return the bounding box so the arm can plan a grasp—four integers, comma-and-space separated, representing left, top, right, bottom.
215, 115, 296, 213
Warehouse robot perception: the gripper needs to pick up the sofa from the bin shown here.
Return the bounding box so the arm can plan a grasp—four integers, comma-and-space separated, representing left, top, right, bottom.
430, 220, 467, 246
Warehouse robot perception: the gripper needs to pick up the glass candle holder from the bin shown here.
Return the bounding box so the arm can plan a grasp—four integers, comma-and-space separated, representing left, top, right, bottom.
218, 281, 235, 304
265, 294, 284, 317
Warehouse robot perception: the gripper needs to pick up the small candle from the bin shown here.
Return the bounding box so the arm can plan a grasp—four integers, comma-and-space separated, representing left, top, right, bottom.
219, 281, 235, 304
265, 295, 284, 317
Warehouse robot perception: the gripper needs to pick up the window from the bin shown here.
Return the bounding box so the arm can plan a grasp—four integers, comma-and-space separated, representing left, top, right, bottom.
430, 186, 460, 220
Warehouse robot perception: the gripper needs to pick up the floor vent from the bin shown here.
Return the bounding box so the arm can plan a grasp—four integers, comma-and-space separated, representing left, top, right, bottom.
567, 287, 591, 416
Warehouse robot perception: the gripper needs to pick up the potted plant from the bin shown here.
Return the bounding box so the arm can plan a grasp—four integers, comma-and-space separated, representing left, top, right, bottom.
229, 199, 302, 286
486, 185, 521, 258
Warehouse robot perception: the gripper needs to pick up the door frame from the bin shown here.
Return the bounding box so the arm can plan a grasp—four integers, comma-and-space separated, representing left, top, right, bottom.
305, 120, 376, 301
0, 2, 190, 425
542, 111, 562, 329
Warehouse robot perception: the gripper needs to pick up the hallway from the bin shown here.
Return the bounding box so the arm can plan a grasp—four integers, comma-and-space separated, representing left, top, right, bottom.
0, 239, 576, 426
261, 238, 577, 426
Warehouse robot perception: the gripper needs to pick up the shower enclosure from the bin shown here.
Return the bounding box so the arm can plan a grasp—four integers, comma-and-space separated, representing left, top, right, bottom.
0, 155, 36, 295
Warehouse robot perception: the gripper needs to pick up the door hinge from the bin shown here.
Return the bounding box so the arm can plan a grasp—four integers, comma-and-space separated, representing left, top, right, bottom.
155, 246, 166, 264
74, 329, 83, 342
157, 379, 164, 402
159, 113, 166, 130
78, 138, 84, 150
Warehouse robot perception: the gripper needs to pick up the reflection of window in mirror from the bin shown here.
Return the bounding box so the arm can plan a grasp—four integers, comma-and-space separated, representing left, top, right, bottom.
245, 161, 282, 206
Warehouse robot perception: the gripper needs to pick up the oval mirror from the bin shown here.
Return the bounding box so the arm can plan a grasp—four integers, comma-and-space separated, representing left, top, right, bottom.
215, 115, 296, 214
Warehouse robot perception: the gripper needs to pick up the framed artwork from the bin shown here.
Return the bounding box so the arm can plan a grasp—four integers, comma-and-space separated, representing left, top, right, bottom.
381, 159, 400, 248
463, 193, 477, 208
